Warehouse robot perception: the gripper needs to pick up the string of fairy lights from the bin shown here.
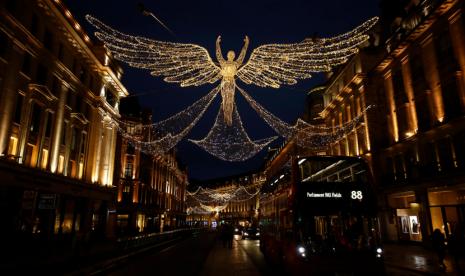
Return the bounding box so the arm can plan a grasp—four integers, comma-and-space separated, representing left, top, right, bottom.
189, 103, 277, 162
186, 185, 260, 215
87, 14, 379, 161
116, 86, 220, 156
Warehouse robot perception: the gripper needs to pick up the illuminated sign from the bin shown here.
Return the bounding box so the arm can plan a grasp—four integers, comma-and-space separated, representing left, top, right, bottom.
300, 183, 365, 203
351, 190, 363, 200
307, 192, 342, 198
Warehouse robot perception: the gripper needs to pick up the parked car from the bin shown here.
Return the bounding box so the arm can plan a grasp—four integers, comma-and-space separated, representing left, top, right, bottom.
242, 227, 260, 239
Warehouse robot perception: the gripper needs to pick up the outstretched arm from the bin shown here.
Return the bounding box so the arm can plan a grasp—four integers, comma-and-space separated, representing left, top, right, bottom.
216, 36, 226, 66
236, 35, 249, 66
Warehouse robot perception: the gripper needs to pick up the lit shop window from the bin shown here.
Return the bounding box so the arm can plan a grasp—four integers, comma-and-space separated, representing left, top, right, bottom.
8, 136, 18, 156
58, 155, 64, 174
41, 149, 48, 169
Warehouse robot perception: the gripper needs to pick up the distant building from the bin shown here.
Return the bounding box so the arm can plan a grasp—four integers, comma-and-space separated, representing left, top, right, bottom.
114, 101, 188, 235
187, 171, 265, 227
0, 0, 127, 247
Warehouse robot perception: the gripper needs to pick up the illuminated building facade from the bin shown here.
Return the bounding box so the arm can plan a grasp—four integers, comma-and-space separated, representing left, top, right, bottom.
316, 0, 465, 245
114, 107, 188, 234
373, 0, 465, 244
0, 0, 127, 246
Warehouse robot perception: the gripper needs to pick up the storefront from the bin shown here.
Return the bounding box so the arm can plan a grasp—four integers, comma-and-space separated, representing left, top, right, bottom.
428, 185, 465, 239
384, 185, 465, 244
385, 192, 423, 242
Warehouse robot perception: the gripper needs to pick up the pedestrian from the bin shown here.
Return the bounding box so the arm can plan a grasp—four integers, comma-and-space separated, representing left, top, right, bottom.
448, 225, 463, 273
226, 223, 234, 249
219, 223, 227, 248
432, 228, 446, 271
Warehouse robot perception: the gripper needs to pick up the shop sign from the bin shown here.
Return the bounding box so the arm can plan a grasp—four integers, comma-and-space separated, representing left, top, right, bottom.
38, 194, 57, 209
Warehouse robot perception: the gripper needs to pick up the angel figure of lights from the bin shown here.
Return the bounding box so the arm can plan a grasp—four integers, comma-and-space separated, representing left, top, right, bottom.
216, 35, 249, 125
86, 15, 378, 160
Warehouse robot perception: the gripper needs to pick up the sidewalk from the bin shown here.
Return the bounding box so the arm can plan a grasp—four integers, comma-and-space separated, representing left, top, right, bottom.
384, 243, 465, 275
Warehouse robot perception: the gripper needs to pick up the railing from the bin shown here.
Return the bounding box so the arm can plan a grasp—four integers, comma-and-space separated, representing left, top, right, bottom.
117, 227, 204, 250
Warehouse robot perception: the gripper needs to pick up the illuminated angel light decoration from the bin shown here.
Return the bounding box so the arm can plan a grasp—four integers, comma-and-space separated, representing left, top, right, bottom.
117, 86, 220, 154
238, 85, 373, 149
86, 15, 378, 160
189, 103, 277, 161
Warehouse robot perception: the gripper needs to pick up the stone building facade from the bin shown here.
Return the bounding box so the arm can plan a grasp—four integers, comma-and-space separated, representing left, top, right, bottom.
0, 0, 127, 248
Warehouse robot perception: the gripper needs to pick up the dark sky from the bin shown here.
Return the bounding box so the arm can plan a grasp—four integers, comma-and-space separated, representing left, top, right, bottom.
65, 0, 380, 181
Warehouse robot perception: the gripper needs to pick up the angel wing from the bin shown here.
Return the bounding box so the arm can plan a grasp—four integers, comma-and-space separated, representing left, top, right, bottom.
237, 17, 378, 89
86, 15, 221, 87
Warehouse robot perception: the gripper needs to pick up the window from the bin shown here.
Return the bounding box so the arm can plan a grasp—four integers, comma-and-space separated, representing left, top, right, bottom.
43, 29, 53, 50
41, 149, 48, 169
127, 143, 135, 155
435, 29, 457, 68
30, 13, 39, 37
58, 155, 64, 174
392, 67, 408, 105
52, 76, 61, 97
45, 112, 52, 138
66, 91, 76, 109
13, 93, 24, 124
70, 128, 77, 151
123, 186, 130, 193
21, 53, 32, 76
29, 103, 42, 135
61, 121, 68, 145
7, 136, 18, 156
411, 52, 430, 131
0, 32, 8, 59
106, 90, 117, 107
124, 160, 133, 178
36, 63, 48, 85
57, 43, 65, 62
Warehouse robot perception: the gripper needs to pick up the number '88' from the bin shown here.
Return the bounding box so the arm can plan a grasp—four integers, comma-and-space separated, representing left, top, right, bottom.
351, 190, 363, 200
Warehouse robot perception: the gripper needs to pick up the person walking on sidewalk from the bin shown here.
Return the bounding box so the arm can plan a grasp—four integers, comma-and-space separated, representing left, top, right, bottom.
432, 228, 446, 271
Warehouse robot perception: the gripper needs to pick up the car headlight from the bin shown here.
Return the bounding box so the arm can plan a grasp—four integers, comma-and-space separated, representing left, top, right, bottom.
298, 246, 306, 254
244, 232, 248, 236
256, 232, 260, 236
376, 248, 383, 254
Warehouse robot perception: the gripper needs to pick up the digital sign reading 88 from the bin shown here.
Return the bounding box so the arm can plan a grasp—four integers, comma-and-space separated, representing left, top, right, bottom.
351, 190, 363, 200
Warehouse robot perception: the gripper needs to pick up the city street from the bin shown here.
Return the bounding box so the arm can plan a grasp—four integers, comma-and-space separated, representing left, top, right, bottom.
2, 0, 465, 275
67, 232, 464, 276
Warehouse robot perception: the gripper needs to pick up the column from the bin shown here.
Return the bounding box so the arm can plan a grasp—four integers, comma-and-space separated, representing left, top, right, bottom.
421, 35, 445, 123
49, 80, 67, 173
99, 115, 113, 186
88, 109, 103, 183
107, 126, 117, 186
0, 44, 23, 155
401, 57, 419, 133
384, 72, 399, 143
449, 11, 465, 109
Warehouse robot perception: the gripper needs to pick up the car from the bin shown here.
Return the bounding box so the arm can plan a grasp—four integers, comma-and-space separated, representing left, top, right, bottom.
242, 227, 260, 239
234, 226, 243, 235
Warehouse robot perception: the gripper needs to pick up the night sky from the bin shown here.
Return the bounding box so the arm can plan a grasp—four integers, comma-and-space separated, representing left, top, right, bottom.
66, 0, 380, 181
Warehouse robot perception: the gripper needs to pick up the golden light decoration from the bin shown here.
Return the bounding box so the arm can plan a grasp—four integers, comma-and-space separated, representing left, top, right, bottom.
189, 103, 277, 162
87, 15, 378, 160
